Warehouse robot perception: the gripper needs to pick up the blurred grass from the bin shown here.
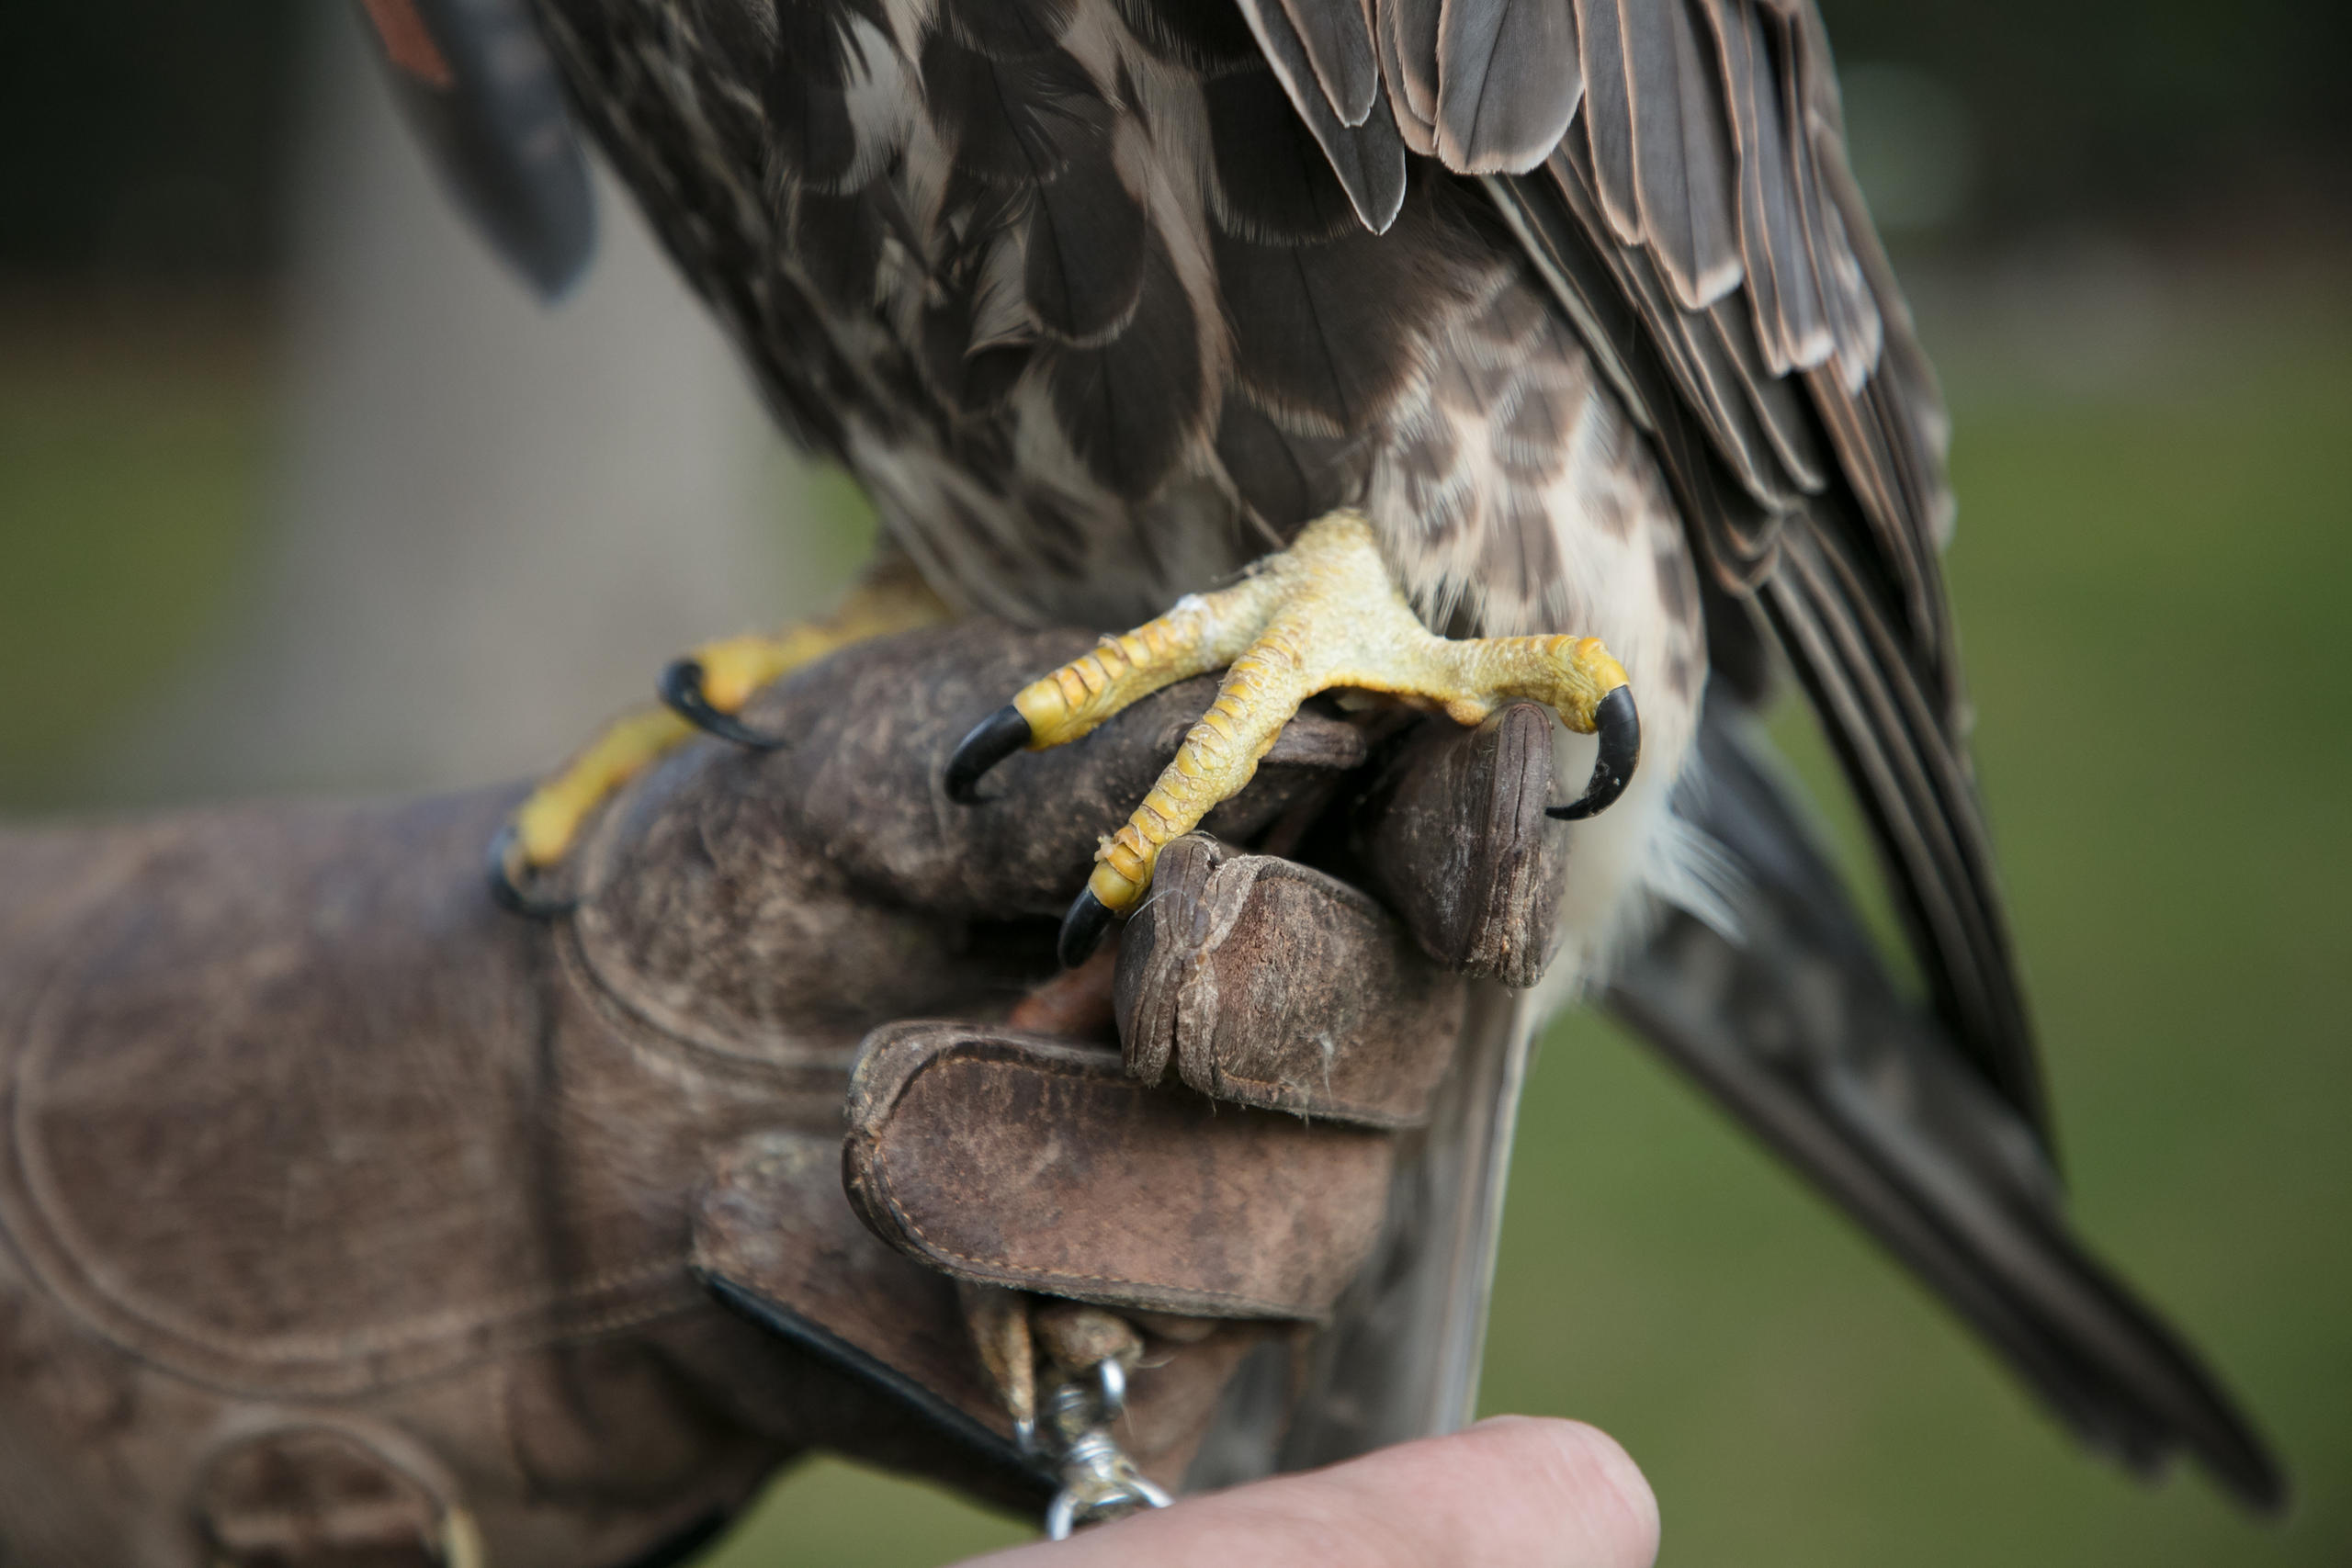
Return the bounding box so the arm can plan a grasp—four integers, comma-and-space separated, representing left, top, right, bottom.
2, 274, 2346, 1565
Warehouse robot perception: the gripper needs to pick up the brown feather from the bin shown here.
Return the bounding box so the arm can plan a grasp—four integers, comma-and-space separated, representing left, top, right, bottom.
1433, 0, 1583, 175
1042, 231, 1207, 498
1275, 0, 1383, 126
1572, 0, 1643, 243
1235, 0, 1409, 230
1624, 0, 1741, 309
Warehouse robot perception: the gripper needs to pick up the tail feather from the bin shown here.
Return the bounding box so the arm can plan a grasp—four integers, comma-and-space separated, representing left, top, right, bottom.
1605, 692, 2286, 1511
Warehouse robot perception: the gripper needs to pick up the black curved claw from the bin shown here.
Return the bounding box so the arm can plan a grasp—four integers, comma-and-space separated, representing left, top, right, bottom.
484, 824, 579, 919
660, 658, 788, 750
1548, 684, 1641, 821
1057, 887, 1114, 969
944, 704, 1033, 805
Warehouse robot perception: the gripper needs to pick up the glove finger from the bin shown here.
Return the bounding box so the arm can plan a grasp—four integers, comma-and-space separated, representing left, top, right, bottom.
842, 1022, 1395, 1323
1114, 834, 1466, 1125
1352, 702, 1565, 987
565, 620, 1378, 1073
720, 622, 1367, 920
692, 1128, 1259, 1498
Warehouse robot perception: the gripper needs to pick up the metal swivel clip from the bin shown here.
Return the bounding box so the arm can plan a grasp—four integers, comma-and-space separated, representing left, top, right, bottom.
1040, 1358, 1171, 1540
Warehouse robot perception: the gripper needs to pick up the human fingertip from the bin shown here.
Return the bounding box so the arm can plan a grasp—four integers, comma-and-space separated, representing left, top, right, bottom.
1468, 1416, 1659, 1567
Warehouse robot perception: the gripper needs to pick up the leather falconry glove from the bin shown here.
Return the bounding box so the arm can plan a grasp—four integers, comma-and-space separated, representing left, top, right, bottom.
0, 619, 1563, 1568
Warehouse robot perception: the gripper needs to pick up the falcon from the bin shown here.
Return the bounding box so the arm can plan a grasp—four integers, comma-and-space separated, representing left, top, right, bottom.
361, 0, 2285, 1508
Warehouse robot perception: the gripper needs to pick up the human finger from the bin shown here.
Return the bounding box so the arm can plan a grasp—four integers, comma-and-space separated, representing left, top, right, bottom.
967, 1416, 1659, 1568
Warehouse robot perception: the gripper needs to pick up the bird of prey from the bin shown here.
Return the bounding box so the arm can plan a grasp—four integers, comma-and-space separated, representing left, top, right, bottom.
362, 0, 2285, 1510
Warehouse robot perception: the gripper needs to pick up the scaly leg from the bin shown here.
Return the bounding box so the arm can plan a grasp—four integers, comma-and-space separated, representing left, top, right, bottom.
491, 555, 947, 909
947, 510, 1640, 963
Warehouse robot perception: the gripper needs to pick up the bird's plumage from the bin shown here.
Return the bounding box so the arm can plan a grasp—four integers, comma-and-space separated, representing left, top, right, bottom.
369, 0, 2283, 1508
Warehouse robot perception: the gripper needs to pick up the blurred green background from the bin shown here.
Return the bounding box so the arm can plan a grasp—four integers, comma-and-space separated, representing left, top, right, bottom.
2, 3, 2346, 1565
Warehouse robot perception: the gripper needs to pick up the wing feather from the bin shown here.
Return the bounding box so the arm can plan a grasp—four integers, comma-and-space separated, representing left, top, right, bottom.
1432, 0, 1583, 175
1700, 0, 1829, 373
1569, 0, 1643, 242
1625, 0, 1741, 308
1384, 0, 1442, 123
1547, 141, 1793, 511
1374, 0, 1440, 153
1233, 0, 2033, 1129
1275, 0, 1384, 126
1233, 0, 1410, 230
1764, 521, 2041, 1128
1708, 292, 1826, 491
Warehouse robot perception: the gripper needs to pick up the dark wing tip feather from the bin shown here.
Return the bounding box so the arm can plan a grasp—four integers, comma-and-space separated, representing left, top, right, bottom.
1761, 521, 2049, 1134
1204, 66, 1368, 244
1233, 0, 1409, 231
1112, 0, 1263, 72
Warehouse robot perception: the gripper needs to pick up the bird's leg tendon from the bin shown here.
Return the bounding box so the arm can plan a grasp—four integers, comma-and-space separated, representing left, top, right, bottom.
492, 558, 948, 908
941, 575, 1283, 803
946, 511, 1639, 963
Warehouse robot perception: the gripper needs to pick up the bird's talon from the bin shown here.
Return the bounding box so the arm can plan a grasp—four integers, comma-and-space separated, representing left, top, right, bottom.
484, 824, 578, 919
1547, 683, 1641, 821
946, 704, 1035, 805
1057, 887, 1114, 969
956, 512, 1639, 931
660, 657, 788, 750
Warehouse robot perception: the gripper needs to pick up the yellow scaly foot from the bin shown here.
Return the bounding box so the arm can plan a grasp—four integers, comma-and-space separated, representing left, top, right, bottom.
491, 556, 948, 911
945, 510, 1640, 964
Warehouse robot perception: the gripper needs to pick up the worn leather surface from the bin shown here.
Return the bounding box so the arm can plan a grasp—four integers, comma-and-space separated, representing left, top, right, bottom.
563, 623, 1360, 933
0, 621, 1561, 1565
0, 791, 800, 1568
1115, 837, 1466, 1125
1355, 702, 1566, 987
843, 1025, 1394, 1321
691, 1128, 1260, 1495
